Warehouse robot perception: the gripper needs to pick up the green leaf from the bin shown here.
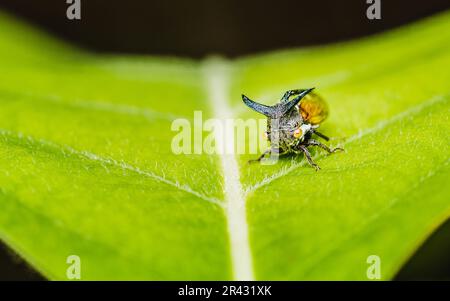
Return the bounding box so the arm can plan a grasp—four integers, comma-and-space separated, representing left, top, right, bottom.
0, 10, 449, 280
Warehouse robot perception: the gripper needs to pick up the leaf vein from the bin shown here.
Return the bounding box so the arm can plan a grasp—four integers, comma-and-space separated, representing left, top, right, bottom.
245, 94, 448, 195
0, 129, 223, 207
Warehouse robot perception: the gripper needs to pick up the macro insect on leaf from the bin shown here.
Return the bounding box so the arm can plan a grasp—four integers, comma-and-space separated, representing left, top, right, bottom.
242, 88, 343, 170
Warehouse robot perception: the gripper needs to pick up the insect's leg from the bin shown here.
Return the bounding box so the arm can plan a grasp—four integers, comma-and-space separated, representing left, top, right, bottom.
307, 139, 344, 153
248, 149, 271, 164
312, 130, 330, 141
298, 145, 320, 171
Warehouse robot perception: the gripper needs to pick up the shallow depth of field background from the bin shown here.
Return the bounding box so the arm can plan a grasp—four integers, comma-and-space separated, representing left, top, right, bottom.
0, 0, 449, 280
0, 0, 449, 57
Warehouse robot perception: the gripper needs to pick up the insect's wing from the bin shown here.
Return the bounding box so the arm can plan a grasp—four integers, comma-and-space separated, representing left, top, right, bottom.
299, 92, 329, 124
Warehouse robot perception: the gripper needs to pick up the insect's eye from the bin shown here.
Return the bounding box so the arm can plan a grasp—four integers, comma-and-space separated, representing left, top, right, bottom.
294, 128, 303, 138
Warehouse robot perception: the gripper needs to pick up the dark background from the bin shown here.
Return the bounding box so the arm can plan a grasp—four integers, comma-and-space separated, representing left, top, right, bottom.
0, 0, 449, 58
0, 0, 449, 280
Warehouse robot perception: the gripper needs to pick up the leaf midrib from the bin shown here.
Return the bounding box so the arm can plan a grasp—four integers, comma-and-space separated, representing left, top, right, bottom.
1, 93, 447, 280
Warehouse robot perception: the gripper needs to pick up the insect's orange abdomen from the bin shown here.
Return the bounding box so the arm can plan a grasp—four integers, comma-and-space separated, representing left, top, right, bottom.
299, 93, 329, 125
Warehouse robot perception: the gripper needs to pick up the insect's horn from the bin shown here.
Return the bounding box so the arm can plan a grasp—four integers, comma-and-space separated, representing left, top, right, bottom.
242, 95, 278, 118
277, 88, 315, 117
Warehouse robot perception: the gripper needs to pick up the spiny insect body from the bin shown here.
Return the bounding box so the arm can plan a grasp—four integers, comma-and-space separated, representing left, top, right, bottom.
242, 88, 343, 170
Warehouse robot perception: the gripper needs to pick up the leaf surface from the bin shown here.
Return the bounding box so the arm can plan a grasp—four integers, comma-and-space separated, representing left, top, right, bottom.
0, 11, 449, 280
